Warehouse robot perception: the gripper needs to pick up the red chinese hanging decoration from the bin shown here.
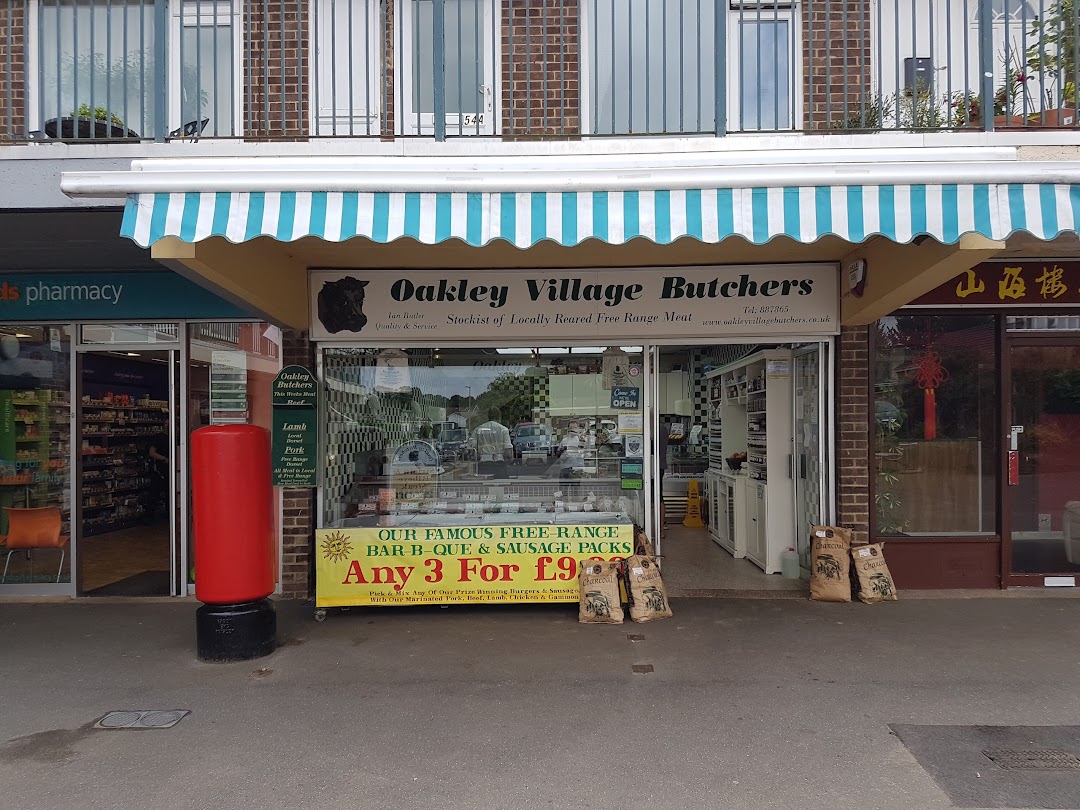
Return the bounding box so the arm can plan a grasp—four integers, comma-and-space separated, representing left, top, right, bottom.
906, 351, 950, 440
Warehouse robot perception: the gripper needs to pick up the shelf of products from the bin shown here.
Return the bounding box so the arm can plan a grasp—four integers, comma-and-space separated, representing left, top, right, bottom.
0, 389, 71, 534
79, 402, 169, 536
704, 349, 795, 574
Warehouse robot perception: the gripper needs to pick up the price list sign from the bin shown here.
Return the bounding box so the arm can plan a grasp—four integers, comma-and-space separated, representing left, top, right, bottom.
271, 365, 318, 487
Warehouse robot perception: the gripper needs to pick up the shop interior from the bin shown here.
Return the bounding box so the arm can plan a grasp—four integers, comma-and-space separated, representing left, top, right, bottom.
0, 325, 73, 587
78, 350, 172, 596
322, 344, 826, 593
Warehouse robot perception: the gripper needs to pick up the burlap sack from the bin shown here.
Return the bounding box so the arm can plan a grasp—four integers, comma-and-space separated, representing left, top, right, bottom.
623, 554, 673, 623
578, 560, 624, 624
809, 526, 852, 602
851, 542, 898, 603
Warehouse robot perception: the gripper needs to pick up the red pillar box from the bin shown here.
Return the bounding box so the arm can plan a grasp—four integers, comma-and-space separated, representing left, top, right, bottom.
191, 424, 277, 662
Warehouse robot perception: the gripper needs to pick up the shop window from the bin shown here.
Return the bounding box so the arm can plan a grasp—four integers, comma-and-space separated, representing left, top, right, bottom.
188, 322, 283, 591
874, 315, 998, 537
320, 347, 645, 530
0, 325, 72, 587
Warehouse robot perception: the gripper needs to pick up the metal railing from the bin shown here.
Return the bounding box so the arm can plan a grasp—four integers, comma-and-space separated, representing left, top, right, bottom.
2, 0, 1078, 144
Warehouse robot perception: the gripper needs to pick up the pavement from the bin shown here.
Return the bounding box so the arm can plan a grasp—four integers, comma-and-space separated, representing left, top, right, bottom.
3, 596, 1080, 810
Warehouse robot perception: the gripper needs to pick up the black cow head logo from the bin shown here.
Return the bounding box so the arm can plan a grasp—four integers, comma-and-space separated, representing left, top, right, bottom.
318, 277, 369, 334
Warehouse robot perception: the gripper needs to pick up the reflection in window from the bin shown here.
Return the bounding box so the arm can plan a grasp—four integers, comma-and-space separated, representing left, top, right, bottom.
738, 19, 791, 130
874, 315, 997, 536
321, 347, 645, 530
39, 0, 157, 137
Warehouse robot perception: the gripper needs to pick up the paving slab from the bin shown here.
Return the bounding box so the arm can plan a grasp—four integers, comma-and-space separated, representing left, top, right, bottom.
2, 597, 1080, 810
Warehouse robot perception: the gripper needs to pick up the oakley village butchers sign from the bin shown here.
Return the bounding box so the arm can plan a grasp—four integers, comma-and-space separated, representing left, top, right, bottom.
310, 264, 838, 341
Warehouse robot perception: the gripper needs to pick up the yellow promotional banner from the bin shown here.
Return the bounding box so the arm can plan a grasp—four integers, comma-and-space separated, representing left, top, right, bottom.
316, 523, 635, 607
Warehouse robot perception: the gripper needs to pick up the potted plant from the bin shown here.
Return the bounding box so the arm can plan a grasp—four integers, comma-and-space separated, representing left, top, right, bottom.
1025, 0, 1080, 126
45, 103, 135, 140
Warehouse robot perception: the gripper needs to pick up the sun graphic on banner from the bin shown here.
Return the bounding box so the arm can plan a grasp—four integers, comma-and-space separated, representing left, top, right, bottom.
321, 531, 353, 563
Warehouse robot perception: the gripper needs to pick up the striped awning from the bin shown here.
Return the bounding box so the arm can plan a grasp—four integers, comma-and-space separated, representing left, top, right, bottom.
121, 183, 1080, 249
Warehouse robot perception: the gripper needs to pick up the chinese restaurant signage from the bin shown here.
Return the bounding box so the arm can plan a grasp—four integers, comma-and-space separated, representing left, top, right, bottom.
909, 262, 1080, 307
315, 523, 635, 606
310, 264, 839, 341
271, 365, 318, 487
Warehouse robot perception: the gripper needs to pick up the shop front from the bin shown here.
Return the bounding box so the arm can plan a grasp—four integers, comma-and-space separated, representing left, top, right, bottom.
872, 260, 1080, 589
311, 264, 839, 610
0, 270, 283, 597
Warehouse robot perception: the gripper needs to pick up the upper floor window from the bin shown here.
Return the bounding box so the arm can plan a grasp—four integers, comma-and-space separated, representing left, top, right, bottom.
31, 0, 239, 140
989, 0, 1036, 21
581, 0, 797, 135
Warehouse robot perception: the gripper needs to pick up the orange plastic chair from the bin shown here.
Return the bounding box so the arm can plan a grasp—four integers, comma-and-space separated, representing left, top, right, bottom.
0, 507, 69, 583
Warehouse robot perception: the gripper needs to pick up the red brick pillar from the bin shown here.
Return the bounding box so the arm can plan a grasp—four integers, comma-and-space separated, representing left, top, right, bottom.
502, 0, 579, 137
280, 328, 315, 598
836, 325, 870, 544
245, 0, 310, 139
803, 0, 872, 130
0, 1, 26, 141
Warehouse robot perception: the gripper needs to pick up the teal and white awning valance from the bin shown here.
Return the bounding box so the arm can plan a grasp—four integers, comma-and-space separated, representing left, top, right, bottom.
121, 184, 1080, 249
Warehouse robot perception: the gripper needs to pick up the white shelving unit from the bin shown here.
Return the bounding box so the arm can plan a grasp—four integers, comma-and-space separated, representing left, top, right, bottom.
704, 349, 795, 574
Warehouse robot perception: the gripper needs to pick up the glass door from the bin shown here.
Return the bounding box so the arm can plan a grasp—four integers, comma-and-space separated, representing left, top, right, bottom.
75, 324, 183, 596
793, 343, 828, 571
1007, 341, 1080, 584
398, 0, 497, 135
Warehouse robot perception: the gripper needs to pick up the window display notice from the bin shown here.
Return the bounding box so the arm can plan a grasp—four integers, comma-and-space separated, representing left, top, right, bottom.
315, 523, 635, 607
271, 365, 318, 487
210, 351, 248, 424
310, 264, 839, 341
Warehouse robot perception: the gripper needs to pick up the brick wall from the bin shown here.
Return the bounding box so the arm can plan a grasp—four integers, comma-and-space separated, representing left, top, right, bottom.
836, 325, 870, 544
0, 1, 26, 141
280, 328, 315, 598
803, 0, 872, 130
246, 0, 310, 139
501, 0, 579, 137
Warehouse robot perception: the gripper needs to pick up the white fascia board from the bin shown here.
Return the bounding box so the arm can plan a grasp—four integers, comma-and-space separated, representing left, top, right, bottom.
63, 144, 1073, 199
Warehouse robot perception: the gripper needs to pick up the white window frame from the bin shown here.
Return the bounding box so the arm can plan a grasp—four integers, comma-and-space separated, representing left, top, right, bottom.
170, 0, 243, 137
26, 0, 241, 137
726, 5, 800, 132
396, 0, 499, 136
310, 0, 381, 135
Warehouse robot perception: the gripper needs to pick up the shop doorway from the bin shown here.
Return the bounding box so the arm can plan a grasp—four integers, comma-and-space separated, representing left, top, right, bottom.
1005, 340, 1080, 585
650, 343, 829, 593
75, 342, 180, 596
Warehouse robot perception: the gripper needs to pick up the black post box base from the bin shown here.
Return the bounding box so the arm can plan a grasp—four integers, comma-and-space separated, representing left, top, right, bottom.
196, 598, 277, 663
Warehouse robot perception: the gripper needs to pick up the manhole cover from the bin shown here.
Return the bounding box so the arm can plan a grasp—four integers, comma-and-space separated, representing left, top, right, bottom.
95, 710, 190, 730
983, 748, 1080, 770
631, 664, 654, 674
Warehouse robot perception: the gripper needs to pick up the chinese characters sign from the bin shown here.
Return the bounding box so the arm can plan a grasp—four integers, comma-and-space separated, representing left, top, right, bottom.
910, 262, 1080, 307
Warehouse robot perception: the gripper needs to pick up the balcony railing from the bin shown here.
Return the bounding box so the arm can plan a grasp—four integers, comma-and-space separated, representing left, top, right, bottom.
1, 0, 1078, 144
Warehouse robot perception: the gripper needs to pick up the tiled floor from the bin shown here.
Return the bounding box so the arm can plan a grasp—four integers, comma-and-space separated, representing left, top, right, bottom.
0, 522, 171, 591
78, 523, 171, 593
660, 524, 807, 596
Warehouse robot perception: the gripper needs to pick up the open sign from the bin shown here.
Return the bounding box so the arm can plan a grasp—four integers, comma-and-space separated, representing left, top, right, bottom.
610, 386, 640, 410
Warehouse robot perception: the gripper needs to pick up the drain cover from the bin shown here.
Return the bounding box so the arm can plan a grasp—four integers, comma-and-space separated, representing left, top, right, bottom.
95, 710, 190, 730
631, 664, 654, 674
626, 634, 645, 642
983, 748, 1080, 770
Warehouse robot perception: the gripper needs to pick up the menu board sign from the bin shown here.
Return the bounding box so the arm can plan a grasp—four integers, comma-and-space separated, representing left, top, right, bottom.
271, 365, 318, 487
